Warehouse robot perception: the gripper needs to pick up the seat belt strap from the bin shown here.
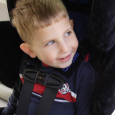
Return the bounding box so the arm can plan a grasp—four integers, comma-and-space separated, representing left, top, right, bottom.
15, 80, 34, 115
35, 87, 58, 115
15, 69, 64, 115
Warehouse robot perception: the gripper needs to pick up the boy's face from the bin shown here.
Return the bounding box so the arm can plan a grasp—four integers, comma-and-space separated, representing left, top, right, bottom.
29, 17, 78, 68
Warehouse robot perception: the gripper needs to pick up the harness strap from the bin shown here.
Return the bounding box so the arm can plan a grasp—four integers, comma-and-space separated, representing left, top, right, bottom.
15, 69, 64, 115
15, 80, 34, 115
35, 87, 58, 115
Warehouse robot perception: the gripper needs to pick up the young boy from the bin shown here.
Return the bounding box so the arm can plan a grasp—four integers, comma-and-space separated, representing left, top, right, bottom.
2, 0, 99, 115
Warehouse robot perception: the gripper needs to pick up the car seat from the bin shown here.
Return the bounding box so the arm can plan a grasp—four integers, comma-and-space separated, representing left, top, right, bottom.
0, 0, 93, 114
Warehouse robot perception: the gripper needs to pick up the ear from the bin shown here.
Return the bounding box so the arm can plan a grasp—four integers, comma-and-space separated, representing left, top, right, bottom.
70, 19, 74, 28
20, 43, 36, 58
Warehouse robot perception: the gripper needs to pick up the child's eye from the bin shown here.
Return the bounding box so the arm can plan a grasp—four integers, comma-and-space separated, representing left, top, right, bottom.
46, 40, 55, 46
64, 31, 71, 37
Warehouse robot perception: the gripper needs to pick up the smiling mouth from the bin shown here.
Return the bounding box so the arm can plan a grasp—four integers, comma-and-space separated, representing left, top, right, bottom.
59, 54, 71, 62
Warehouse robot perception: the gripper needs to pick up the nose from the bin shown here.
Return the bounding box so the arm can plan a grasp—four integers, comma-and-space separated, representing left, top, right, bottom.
59, 41, 69, 53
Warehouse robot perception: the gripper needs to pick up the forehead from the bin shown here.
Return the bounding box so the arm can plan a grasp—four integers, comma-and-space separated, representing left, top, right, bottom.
33, 17, 71, 43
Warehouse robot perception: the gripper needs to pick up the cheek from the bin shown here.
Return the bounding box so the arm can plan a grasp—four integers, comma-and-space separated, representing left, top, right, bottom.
71, 36, 79, 50
43, 54, 55, 64
75, 38, 79, 49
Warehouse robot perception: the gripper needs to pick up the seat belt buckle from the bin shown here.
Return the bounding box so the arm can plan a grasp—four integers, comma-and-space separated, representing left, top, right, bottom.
38, 73, 64, 89
23, 69, 64, 89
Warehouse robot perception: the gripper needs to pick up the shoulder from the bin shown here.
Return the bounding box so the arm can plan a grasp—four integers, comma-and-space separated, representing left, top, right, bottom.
76, 61, 99, 87
78, 61, 95, 74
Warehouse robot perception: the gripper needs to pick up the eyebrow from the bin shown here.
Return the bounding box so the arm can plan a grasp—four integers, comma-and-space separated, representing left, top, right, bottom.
41, 28, 72, 44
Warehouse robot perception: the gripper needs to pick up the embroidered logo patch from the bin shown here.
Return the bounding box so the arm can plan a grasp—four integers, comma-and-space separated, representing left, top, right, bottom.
58, 83, 69, 94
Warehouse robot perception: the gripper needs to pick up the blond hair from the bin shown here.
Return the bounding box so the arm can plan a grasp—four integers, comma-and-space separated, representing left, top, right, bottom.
11, 0, 68, 44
